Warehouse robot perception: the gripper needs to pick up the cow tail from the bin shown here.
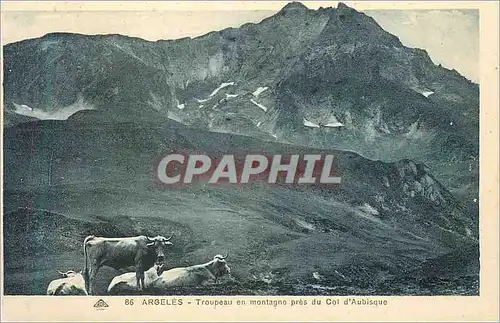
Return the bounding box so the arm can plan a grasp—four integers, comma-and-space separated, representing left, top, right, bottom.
83, 235, 95, 291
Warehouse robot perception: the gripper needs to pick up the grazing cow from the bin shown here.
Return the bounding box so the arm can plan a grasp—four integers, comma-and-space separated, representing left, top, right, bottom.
47, 270, 88, 295
151, 254, 231, 291
107, 263, 165, 295
83, 235, 173, 294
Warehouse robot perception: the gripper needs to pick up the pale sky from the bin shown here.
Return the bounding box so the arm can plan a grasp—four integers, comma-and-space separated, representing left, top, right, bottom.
1, 3, 479, 82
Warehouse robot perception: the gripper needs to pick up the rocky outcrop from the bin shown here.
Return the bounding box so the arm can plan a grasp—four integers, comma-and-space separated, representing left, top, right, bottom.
388, 159, 447, 206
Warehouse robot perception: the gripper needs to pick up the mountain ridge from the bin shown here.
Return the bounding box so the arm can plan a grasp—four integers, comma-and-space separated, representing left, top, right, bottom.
3, 2, 478, 206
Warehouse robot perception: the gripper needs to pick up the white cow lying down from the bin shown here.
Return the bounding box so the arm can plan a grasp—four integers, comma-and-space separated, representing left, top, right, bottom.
108, 263, 165, 295
47, 270, 88, 295
150, 254, 231, 291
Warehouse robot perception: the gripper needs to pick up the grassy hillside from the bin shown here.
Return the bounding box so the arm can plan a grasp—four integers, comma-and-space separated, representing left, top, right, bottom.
3, 116, 478, 295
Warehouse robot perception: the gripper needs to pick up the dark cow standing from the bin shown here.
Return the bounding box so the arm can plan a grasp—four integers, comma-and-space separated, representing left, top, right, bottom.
83, 235, 173, 294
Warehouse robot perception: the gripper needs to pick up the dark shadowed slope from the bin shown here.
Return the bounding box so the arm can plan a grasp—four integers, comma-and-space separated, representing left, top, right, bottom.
4, 113, 478, 295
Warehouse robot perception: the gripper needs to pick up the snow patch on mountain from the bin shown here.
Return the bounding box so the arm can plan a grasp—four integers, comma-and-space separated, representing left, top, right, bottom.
175, 99, 185, 110
252, 87, 269, 97
209, 82, 234, 97
12, 96, 94, 120
250, 99, 268, 112
14, 103, 33, 112
303, 118, 320, 128
324, 115, 344, 127
167, 111, 183, 123
295, 219, 316, 231
414, 88, 435, 97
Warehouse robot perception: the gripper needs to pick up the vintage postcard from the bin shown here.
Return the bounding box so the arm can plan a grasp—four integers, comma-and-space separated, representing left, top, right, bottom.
1, 1, 498, 322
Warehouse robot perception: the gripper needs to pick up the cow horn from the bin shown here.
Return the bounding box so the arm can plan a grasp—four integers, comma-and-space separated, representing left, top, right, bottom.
221, 254, 228, 260
165, 235, 173, 241
146, 241, 155, 247
58, 271, 65, 276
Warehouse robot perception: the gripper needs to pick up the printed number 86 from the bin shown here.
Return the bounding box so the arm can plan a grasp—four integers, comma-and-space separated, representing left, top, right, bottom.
125, 299, 134, 306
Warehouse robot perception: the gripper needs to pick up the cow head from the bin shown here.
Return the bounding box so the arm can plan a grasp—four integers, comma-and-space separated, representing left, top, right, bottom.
146, 235, 173, 264
57, 270, 78, 278
212, 254, 231, 278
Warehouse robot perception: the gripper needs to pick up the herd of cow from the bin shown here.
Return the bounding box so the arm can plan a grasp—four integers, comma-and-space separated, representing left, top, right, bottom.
47, 235, 232, 295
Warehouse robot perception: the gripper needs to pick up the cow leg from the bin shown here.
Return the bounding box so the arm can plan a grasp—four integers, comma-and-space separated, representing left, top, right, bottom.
88, 261, 100, 295
134, 254, 145, 291
136, 269, 145, 291
84, 275, 90, 294
140, 275, 146, 291
88, 270, 95, 295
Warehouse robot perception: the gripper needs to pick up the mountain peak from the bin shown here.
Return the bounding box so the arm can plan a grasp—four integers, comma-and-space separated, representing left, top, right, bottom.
335, 2, 360, 18
280, 2, 309, 12
337, 2, 353, 10
334, 2, 364, 21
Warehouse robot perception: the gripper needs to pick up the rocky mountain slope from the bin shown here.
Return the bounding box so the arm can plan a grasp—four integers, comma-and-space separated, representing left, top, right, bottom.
3, 3, 479, 202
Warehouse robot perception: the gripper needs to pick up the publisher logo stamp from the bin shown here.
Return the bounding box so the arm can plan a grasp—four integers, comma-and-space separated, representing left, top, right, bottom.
94, 299, 109, 310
